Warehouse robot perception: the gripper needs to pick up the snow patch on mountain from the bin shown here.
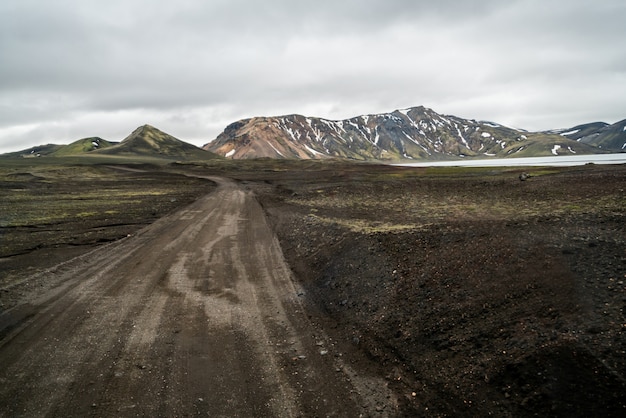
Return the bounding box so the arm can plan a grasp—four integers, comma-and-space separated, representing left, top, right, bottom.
304, 144, 323, 156
266, 140, 285, 157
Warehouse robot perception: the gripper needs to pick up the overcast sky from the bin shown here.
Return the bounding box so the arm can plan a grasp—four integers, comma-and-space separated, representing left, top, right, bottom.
1, 0, 624, 152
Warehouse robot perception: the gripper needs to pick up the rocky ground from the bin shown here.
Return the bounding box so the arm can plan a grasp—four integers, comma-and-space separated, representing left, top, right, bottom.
252, 162, 626, 417
1, 160, 625, 416
0, 164, 214, 308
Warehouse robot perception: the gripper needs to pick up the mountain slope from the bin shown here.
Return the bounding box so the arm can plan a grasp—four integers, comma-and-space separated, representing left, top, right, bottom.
0, 144, 64, 158
51, 137, 115, 156
557, 120, 626, 151
95, 125, 220, 160
205, 106, 605, 161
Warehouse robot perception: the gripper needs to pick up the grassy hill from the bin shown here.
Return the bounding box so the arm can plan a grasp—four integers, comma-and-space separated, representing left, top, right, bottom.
1, 125, 222, 163
94, 125, 221, 161
500, 133, 608, 158
51, 137, 115, 156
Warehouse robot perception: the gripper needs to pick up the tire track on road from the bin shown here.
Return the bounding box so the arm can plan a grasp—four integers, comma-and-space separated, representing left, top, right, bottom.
0, 176, 369, 417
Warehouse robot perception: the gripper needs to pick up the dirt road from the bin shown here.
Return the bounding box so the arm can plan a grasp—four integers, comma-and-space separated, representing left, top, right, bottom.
0, 177, 390, 417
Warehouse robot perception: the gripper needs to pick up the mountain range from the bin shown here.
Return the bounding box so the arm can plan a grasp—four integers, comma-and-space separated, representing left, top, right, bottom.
3, 107, 625, 162
3, 125, 220, 161
204, 106, 626, 160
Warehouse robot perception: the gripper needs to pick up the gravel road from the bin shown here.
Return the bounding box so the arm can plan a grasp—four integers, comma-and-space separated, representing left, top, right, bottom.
0, 177, 390, 417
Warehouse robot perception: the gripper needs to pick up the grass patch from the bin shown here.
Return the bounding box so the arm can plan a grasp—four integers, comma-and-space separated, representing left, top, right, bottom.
307, 214, 425, 233
0, 161, 214, 260
281, 165, 625, 228
0, 188, 170, 227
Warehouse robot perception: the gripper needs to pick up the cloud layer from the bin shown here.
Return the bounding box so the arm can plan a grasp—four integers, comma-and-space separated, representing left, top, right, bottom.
1, 0, 625, 152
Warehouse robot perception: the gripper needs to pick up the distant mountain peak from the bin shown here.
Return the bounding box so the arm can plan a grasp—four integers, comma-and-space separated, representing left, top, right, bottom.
95, 125, 221, 160
123, 124, 165, 141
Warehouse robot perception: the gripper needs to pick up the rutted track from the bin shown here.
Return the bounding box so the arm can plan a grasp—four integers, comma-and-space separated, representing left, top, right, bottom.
0, 177, 386, 417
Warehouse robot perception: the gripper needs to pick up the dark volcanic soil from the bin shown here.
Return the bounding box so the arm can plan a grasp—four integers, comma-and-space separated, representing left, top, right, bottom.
0, 164, 214, 308
1, 160, 625, 417
253, 163, 626, 417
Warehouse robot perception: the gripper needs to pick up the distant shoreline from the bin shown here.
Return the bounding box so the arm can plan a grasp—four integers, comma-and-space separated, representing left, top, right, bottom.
394, 153, 626, 167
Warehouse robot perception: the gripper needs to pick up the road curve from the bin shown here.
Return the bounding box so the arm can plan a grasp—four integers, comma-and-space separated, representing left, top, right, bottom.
0, 177, 381, 417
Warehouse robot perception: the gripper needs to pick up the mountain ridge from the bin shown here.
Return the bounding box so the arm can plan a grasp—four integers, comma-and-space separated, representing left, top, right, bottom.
51, 137, 115, 156
204, 106, 624, 161
555, 119, 626, 151
2, 109, 624, 162
2, 124, 220, 161
93, 124, 219, 160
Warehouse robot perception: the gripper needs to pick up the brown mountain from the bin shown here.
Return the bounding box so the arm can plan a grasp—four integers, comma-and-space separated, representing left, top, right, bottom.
204, 106, 609, 161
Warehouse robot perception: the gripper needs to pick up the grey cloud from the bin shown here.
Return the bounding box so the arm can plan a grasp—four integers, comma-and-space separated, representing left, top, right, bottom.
0, 0, 624, 152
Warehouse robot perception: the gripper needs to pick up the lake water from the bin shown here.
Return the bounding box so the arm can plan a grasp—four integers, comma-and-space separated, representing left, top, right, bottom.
395, 153, 626, 168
